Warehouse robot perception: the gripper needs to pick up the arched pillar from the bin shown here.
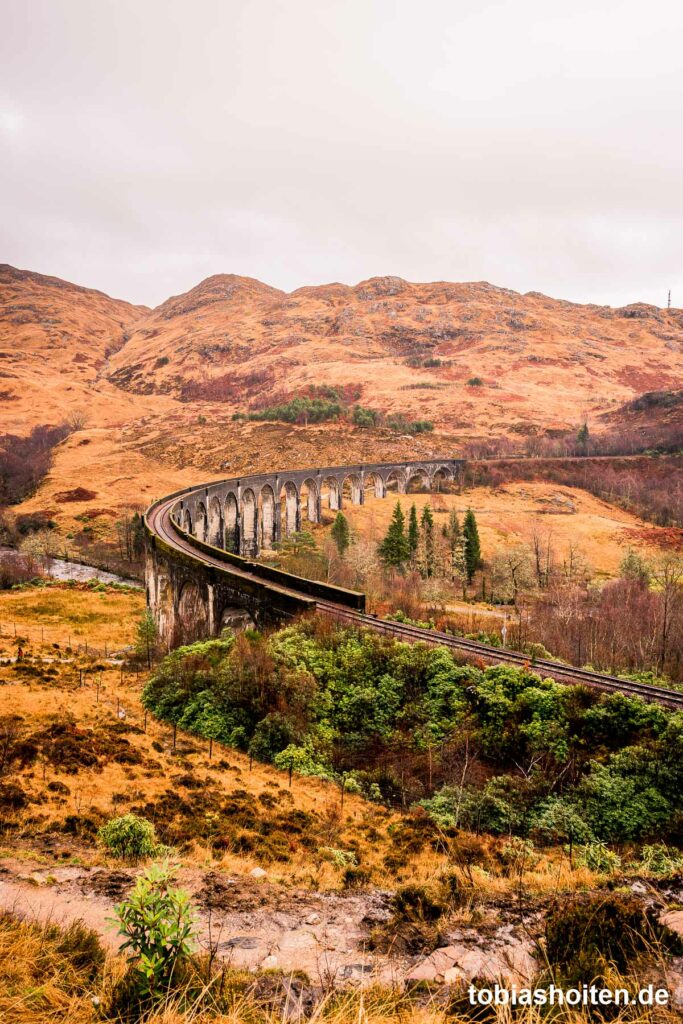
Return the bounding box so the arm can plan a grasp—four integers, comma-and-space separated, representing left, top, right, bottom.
301, 478, 320, 524
207, 495, 223, 547
259, 484, 277, 549
240, 487, 258, 556
280, 481, 300, 537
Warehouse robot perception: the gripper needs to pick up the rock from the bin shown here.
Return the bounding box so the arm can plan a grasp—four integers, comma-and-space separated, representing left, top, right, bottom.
406, 938, 536, 986
631, 881, 648, 896
661, 910, 683, 937
339, 964, 374, 980
250, 867, 267, 879
305, 912, 321, 925
406, 958, 440, 982
223, 936, 260, 949
261, 954, 279, 969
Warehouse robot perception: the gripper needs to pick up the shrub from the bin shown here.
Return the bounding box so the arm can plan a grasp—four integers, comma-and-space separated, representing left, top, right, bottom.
112, 861, 196, 1001
466, 376, 484, 386
98, 814, 158, 861
545, 894, 682, 983
639, 843, 683, 876
393, 884, 446, 923
51, 919, 106, 983
578, 841, 621, 874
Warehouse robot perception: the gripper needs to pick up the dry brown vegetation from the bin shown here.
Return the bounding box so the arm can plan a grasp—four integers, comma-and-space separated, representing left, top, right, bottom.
1, 263, 681, 549
0, 584, 593, 897
4, 586, 683, 1020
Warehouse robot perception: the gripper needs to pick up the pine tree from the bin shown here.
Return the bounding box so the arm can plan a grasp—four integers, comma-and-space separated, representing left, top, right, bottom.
379, 501, 410, 569
576, 421, 590, 454
331, 511, 350, 556
463, 508, 481, 582
452, 535, 467, 591
136, 609, 158, 669
420, 504, 435, 578
445, 510, 464, 581
408, 504, 419, 556
447, 510, 460, 544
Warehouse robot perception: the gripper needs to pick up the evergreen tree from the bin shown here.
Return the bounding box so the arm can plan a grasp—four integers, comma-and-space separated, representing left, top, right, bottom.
447, 510, 461, 544
463, 508, 481, 582
408, 504, 419, 556
420, 504, 435, 578
331, 511, 350, 556
136, 609, 158, 669
379, 501, 410, 569
620, 548, 650, 585
576, 421, 590, 453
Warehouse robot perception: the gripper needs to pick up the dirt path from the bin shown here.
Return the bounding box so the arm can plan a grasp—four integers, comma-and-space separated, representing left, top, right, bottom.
0, 858, 404, 985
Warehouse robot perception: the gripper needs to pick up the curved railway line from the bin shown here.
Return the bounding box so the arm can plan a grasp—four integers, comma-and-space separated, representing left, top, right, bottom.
146, 488, 683, 711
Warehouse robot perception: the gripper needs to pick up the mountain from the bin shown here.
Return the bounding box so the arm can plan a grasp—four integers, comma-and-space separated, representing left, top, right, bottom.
0, 264, 148, 431
107, 273, 683, 437
1, 265, 682, 528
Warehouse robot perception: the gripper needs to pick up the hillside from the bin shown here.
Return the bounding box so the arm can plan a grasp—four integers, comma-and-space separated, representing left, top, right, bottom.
0, 265, 152, 432
1, 265, 682, 544
108, 273, 683, 436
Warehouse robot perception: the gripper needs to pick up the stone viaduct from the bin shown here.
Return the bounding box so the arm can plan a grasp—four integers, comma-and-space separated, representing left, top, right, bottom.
144, 458, 464, 647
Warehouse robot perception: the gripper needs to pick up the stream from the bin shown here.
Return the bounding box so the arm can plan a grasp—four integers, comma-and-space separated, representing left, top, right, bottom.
1, 547, 142, 588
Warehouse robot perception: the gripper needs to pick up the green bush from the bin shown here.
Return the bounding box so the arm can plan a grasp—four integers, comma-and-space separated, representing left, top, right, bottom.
98, 814, 158, 861
113, 861, 196, 1001
578, 841, 621, 874
639, 843, 683, 876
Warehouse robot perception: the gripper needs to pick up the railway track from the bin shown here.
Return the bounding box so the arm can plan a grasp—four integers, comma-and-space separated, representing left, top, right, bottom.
147, 494, 683, 710
316, 601, 683, 709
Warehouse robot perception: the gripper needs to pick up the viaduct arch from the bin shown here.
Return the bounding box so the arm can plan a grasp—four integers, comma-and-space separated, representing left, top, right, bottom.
145, 458, 464, 648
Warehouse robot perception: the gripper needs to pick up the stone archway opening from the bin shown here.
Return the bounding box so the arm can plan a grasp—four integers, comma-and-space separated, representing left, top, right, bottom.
385, 470, 406, 495
342, 474, 362, 505
321, 476, 340, 513
364, 472, 384, 500
208, 496, 223, 547
406, 470, 429, 494
241, 488, 257, 555
195, 502, 208, 541
431, 466, 453, 492
181, 508, 193, 534
219, 605, 256, 634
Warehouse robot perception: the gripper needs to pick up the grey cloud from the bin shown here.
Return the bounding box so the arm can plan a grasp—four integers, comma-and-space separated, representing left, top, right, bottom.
1, 0, 682, 307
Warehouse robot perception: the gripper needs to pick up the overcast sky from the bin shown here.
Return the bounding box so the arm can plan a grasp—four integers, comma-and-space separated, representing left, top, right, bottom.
1, 0, 682, 309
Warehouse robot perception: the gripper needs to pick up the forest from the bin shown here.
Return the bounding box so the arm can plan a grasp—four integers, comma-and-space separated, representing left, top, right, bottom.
143, 617, 683, 851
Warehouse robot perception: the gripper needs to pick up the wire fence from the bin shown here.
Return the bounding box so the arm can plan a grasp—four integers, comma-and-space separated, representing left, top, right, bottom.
0, 619, 135, 659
